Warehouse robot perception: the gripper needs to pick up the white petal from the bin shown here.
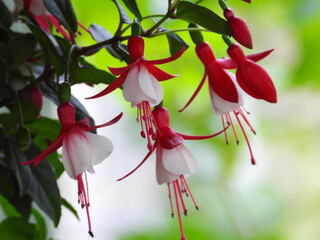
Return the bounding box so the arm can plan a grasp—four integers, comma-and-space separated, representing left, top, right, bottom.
122, 66, 151, 107
209, 72, 246, 115
138, 65, 163, 107
61, 130, 113, 179
62, 141, 77, 180
162, 144, 198, 176
156, 146, 180, 185
82, 131, 113, 165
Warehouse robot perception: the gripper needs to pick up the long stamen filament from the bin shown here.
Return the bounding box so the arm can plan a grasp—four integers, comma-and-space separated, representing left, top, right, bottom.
175, 180, 188, 216
181, 176, 198, 210
227, 113, 239, 145
168, 183, 174, 218
173, 181, 187, 240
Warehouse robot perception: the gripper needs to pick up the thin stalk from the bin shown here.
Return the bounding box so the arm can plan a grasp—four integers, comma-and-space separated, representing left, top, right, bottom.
149, 27, 209, 38
15, 93, 24, 128
65, 44, 77, 83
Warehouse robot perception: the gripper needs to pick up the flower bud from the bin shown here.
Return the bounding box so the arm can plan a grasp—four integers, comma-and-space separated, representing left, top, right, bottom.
131, 19, 141, 36
16, 127, 31, 151
59, 82, 71, 103
224, 8, 253, 49
30, 87, 43, 111
227, 43, 246, 64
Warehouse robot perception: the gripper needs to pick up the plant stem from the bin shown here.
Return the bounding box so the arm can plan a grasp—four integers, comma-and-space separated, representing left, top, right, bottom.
65, 44, 77, 83
149, 27, 209, 38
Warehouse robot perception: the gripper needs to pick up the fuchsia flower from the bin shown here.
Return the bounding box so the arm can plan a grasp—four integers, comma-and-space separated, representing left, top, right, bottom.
22, 102, 122, 237
88, 36, 185, 151
227, 43, 277, 103
118, 106, 226, 240
180, 41, 275, 164
224, 8, 253, 49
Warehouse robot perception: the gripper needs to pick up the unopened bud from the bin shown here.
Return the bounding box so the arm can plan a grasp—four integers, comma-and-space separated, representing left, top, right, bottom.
30, 87, 43, 111
16, 127, 30, 151
188, 23, 204, 45
131, 19, 141, 36
59, 82, 71, 103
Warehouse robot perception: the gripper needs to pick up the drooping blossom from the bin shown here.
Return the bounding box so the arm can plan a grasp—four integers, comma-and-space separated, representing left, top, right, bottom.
227, 43, 277, 103
118, 106, 226, 240
224, 7, 252, 49
14, 0, 90, 41
22, 102, 122, 237
87, 36, 185, 151
180, 41, 274, 164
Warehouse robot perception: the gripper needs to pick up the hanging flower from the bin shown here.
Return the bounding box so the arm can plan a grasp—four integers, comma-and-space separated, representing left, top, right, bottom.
227, 43, 277, 103
22, 102, 122, 237
180, 41, 274, 164
14, 0, 89, 40
118, 106, 226, 240
87, 36, 185, 151
224, 7, 253, 49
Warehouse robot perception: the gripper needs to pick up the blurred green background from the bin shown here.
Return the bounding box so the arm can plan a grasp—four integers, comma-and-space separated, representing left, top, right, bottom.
6, 0, 320, 239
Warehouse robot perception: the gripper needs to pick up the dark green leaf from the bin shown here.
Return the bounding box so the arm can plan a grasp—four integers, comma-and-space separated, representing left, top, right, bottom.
54, 36, 72, 57
25, 142, 62, 226
32, 208, 47, 240
23, 19, 64, 76
166, 32, 189, 55
62, 198, 79, 220
70, 66, 116, 85
0, 194, 20, 218
122, 0, 142, 21
11, 99, 39, 124
0, 217, 36, 240
26, 117, 60, 142
4, 140, 32, 197
8, 34, 37, 69
176, 1, 231, 35
0, 1, 13, 28
44, 0, 78, 34
0, 165, 16, 198
113, 0, 132, 24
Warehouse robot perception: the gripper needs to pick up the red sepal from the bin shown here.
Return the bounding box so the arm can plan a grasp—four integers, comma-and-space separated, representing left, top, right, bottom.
21, 133, 65, 166
47, 15, 71, 40
177, 126, 228, 140
145, 63, 178, 81
159, 128, 184, 149
85, 112, 123, 131
86, 72, 127, 99
147, 47, 185, 65
117, 139, 160, 181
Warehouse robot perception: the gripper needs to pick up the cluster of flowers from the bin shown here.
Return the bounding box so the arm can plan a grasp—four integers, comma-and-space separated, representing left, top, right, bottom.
18, 0, 277, 239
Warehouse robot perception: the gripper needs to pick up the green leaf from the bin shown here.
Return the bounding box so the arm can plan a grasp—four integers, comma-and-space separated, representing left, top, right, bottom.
25, 142, 62, 227
62, 198, 79, 220
32, 208, 47, 240
70, 66, 116, 85
113, 0, 132, 24
26, 117, 61, 142
0, 165, 16, 198
166, 32, 189, 55
122, 0, 142, 21
176, 1, 231, 35
4, 140, 33, 197
0, 194, 20, 218
8, 34, 37, 69
0, 1, 13, 29
43, 0, 78, 34
0, 217, 36, 240
23, 19, 64, 76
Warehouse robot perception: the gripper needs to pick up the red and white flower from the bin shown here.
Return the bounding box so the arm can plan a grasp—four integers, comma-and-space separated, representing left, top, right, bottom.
180, 41, 274, 164
22, 102, 122, 237
88, 36, 185, 151
118, 106, 226, 240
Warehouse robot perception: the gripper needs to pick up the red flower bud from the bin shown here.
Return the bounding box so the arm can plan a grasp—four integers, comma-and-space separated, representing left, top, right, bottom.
227, 44, 277, 103
224, 8, 253, 49
30, 87, 43, 111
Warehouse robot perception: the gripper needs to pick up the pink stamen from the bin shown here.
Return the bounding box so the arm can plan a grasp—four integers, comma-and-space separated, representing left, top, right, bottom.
238, 108, 256, 135
181, 176, 198, 210
173, 181, 187, 240
221, 116, 229, 145
175, 180, 188, 216
180, 178, 189, 197
84, 172, 90, 206
233, 111, 256, 165
77, 174, 94, 237
226, 113, 239, 145
77, 22, 91, 34
168, 183, 174, 218
240, 106, 250, 114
